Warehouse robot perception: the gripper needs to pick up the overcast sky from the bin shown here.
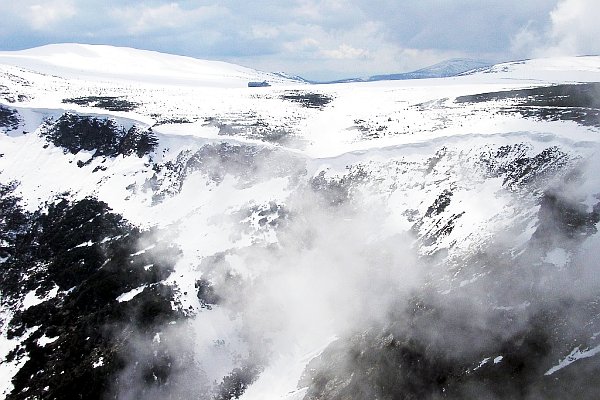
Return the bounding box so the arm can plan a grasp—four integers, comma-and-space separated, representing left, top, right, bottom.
1, 0, 599, 80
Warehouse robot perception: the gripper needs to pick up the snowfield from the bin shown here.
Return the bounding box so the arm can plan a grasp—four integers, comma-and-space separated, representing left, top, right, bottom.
1, 44, 600, 400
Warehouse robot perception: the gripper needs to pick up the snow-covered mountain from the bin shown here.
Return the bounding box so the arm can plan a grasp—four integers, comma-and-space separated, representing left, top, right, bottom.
2, 44, 600, 400
325, 58, 491, 83
0, 43, 304, 88
367, 58, 491, 80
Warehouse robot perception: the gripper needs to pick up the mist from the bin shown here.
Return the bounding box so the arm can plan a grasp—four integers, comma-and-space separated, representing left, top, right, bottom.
108, 132, 600, 400
114, 149, 429, 398
295, 149, 600, 399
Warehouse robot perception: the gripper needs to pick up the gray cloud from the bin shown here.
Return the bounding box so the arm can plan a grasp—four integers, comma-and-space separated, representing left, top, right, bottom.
511, 0, 600, 58
361, 1, 556, 51
1, 0, 593, 80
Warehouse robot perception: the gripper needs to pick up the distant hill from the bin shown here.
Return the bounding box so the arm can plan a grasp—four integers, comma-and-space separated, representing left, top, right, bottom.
324, 58, 492, 83
0, 43, 306, 88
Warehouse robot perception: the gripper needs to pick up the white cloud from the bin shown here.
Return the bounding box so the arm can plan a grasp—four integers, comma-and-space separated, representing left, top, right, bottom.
292, 0, 349, 21
511, 0, 600, 58
250, 25, 280, 40
510, 22, 545, 58
282, 37, 321, 53
545, 0, 600, 55
320, 44, 370, 60
20, 0, 77, 30
112, 3, 228, 35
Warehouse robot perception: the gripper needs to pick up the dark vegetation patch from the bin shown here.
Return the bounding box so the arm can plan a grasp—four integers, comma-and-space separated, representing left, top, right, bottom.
455, 83, 600, 127
417, 211, 465, 248
214, 362, 263, 400
0, 104, 20, 130
154, 117, 193, 125
114, 333, 206, 400
0, 187, 185, 400
477, 144, 571, 189
351, 118, 371, 134
0, 181, 28, 261
412, 144, 573, 251
532, 191, 600, 251
62, 96, 138, 112
456, 83, 600, 108
280, 91, 333, 109
203, 115, 300, 146
351, 118, 390, 140
425, 189, 453, 218
411, 186, 463, 249
196, 278, 221, 309
0, 73, 31, 103
149, 113, 194, 125
514, 107, 600, 127
301, 296, 600, 400
302, 159, 600, 400
309, 167, 370, 207
42, 113, 158, 159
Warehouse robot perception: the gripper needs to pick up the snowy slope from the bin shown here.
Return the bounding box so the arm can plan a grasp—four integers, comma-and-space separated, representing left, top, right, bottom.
466, 55, 600, 83
368, 58, 491, 80
2, 46, 600, 400
0, 43, 303, 88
